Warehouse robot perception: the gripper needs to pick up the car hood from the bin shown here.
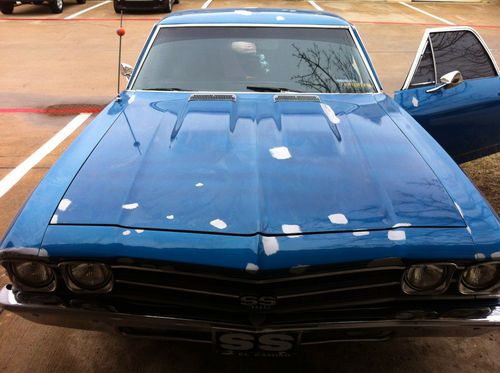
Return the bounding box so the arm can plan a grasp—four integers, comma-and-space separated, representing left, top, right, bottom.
54, 92, 465, 235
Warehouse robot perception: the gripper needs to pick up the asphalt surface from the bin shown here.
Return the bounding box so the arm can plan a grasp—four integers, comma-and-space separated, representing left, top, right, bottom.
0, 1, 499, 372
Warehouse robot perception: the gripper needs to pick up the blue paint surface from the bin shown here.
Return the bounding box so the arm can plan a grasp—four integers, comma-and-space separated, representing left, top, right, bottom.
42, 225, 474, 270
56, 92, 464, 235
1, 9, 499, 271
394, 76, 500, 162
376, 95, 500, 257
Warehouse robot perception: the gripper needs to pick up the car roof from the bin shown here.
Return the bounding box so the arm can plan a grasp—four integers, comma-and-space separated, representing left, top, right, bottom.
158, 8, 351, 27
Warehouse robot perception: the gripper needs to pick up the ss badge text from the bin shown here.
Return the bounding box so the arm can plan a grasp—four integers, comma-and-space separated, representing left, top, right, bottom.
240, 295, 277, 310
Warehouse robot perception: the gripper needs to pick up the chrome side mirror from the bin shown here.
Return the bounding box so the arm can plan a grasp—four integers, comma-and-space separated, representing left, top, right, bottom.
426, 71, 464, 93
120, 63, 134, 81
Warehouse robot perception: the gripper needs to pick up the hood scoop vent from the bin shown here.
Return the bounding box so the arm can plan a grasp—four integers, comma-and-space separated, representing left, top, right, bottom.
274, 94, 321, 102
189, 94, 236, 102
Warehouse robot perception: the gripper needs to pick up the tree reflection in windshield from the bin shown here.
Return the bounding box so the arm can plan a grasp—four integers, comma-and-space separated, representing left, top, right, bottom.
291, 43, 373, 94
132, 27, 377, 94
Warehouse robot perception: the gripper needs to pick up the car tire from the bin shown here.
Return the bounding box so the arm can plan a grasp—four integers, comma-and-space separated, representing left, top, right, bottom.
163, 0, 172, 13
0, 2, 14, 14
49, 0, 63, 13
76, 0, 86, 4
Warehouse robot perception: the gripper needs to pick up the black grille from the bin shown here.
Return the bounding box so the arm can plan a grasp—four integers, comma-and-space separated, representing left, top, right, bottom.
109, 265, 409, 325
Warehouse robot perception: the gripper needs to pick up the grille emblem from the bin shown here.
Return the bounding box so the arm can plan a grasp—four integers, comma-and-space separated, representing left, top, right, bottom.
240, 295, 277, 310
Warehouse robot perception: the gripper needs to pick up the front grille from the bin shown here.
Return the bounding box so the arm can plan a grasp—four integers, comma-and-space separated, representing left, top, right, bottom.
109, 264, 409, 325
49, 263, 493, 328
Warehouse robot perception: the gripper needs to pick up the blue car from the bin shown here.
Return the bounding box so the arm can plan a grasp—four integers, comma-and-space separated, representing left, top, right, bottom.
1, 9, 499, 356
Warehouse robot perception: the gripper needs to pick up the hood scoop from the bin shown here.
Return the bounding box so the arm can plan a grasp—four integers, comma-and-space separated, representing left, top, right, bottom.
189, 94, 236, 102
274, 94, 320, 102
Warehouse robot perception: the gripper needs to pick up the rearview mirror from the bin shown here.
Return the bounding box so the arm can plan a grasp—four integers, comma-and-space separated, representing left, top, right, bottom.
426, 71, 464, 93
120, 63, 134, 81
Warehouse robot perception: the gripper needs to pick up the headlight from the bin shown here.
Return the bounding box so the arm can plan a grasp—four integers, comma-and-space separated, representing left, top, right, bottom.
10, 261, 55, 290
66, 263, 112, 291
403, 264, 454, 294
460, 263, 499, 293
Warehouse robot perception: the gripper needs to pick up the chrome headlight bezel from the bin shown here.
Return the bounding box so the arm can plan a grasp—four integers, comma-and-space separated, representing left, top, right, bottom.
61, 262, 113, 294
459, 262, 500, 294
6, 260, 57, 292
402, 263, 456, 295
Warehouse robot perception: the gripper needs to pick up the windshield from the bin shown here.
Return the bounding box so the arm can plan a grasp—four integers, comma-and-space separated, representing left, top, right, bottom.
132, 27, 377, 94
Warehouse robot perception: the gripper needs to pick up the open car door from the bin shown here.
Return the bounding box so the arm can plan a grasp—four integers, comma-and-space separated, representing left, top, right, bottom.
394, 27, 500, 163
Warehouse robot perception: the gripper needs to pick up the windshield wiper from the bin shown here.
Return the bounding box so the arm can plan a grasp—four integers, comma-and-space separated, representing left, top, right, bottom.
142, 87, 192, 92
246, 86, 304, 93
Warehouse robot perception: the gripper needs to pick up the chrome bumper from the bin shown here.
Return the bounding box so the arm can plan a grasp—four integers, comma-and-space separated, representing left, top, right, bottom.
1, 286, 499, 343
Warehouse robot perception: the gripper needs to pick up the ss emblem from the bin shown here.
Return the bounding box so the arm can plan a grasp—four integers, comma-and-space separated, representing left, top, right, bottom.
218, 333, 295, 354
240, 295, 277, 309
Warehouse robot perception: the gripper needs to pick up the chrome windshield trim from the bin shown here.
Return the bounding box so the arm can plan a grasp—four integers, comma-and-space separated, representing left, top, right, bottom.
129, 89, 380, 96
128, 23, 382, 94
348, 25, 382, 92
401, 26, 499, 91
125, 23, 157, 91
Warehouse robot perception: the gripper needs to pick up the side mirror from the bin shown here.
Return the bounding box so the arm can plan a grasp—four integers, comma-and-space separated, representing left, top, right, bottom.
426, 71, 464, 93
120, 63, 134, 81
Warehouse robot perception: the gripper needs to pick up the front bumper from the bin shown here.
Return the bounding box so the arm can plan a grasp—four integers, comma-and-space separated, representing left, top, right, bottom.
1, 286, 499, 344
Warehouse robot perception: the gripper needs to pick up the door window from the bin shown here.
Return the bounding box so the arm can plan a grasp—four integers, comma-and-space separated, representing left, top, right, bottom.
430, 30, 497, 80
406, 29, 497, 89
408, 42, 436, 88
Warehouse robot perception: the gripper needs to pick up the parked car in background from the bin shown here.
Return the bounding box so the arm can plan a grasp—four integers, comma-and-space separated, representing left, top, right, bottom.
0, 9, 499, 357
113, 0, 179, 13
0, 0, 85, 14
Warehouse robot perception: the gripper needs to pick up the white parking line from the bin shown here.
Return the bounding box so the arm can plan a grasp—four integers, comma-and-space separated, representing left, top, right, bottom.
308, 1, 323, 12
0, 113, 91, 199
399, 1, 455, 25
201, 0, 212, 9
65, 1, 111, 20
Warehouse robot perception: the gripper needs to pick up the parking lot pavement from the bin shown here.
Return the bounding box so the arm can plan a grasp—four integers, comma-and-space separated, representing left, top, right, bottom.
319, 1, 436, 23
67, 0, 205, 19
409, 1, 500, 26
0, 1, 499, 372
0, 113, 92, 247
312, 1, 500, 93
